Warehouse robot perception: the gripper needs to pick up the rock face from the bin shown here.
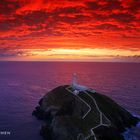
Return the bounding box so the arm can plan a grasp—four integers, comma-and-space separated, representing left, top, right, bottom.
32, 85, 139, 140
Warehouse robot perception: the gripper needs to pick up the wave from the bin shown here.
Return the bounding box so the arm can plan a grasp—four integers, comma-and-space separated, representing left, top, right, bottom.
123, 114, 140, 140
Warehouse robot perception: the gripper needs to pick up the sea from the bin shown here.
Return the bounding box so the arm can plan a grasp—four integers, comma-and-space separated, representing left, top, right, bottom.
0, 61, 140, 140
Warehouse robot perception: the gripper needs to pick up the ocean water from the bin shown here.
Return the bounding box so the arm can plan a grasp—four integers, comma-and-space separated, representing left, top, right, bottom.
0, 61, 140, 140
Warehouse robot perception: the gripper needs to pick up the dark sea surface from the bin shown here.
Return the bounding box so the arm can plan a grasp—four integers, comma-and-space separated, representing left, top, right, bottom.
0, 61, 140, 140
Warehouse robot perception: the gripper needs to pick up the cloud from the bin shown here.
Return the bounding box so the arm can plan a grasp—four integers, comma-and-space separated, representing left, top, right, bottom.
0, 0, 140, 61
86, 1, 100, 10
0, 0, 20, 15
95, 23, 122, 31
101, 0, 123, 11
110, 13, 135, 23
0, 47, 19, 57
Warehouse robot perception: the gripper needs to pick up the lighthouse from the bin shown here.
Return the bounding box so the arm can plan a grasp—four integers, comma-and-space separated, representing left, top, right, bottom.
72, 73, 77, 87
71, 73, 88, 91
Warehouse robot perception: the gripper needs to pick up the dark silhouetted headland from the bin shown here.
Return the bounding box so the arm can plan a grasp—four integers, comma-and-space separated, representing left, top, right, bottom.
33, 85, 139, 140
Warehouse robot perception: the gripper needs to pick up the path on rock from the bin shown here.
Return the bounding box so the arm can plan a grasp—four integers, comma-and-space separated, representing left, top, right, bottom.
66, 86, 111, 140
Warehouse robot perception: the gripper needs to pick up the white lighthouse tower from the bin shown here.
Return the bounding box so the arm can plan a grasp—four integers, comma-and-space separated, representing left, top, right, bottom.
72, 73, 77, 87
71, 73, 88, 91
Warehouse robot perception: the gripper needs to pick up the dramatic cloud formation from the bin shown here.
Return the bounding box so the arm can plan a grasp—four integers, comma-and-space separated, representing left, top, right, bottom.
0, 0, 140, 61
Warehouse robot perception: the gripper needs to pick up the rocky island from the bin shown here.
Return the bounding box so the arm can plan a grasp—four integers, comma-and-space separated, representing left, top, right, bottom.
32, 75, 139, 140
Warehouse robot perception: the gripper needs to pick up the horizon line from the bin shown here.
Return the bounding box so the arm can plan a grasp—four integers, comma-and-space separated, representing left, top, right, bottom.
0, 60, 140, 63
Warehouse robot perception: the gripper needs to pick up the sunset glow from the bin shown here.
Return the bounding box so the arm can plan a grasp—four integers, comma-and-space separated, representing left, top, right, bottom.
0, 0, 140, 62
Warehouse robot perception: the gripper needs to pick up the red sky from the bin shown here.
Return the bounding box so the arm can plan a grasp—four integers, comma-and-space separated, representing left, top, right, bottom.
0, 0, 140, 62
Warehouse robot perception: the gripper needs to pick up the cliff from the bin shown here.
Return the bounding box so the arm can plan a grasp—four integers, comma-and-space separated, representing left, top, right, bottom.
32, 85, 139, 140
